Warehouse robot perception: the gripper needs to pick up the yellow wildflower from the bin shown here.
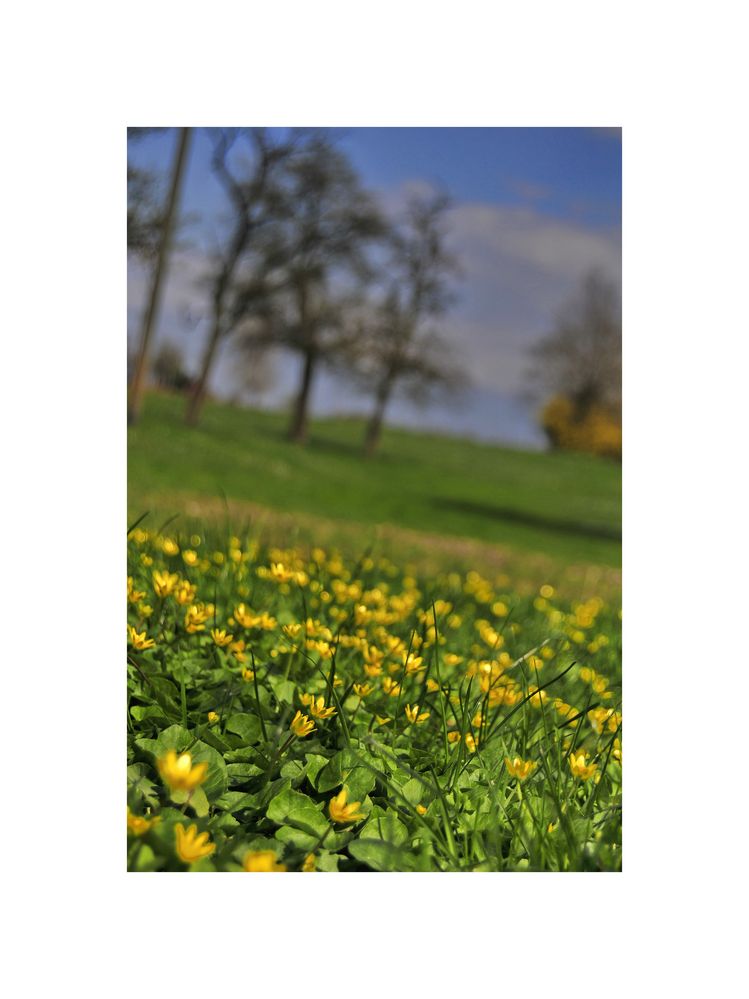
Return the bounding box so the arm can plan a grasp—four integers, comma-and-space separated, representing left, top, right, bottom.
157, 750, 208, 793
211, 628, 233, 647
229, 639, 247, 663
353, 682, 373, 698
328, 788, 365, 824
127, 577, 145, 604
568, 752, 598, 780
182, 549, 199, 566
241, 667, 255, 682
426, 678, 440, 693
308, 696, 336, 720
404, 704, 430, 725
161, 538, 179, 556
302, 853, 316, 872
184, 603, 212, 633
290, 711, 316, 738
126, 807, 160, 837
174, 580, 197, 605
175, 823, 215, 864
128, 625, 155, 650
505, 757, 536, 780
375, 715, 391, 726
152, 570, 180, 598
207, 711, 219, 724
243, 850, 287, 872
403, 653, 425, 674
416, 804, 428, 816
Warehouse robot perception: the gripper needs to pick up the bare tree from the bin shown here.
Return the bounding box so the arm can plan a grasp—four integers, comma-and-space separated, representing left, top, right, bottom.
529, 269, 622, 419
128, 127, 192, 425
353, 192, 465, 456
235, 134, 386, 443
184, 129, 298, 427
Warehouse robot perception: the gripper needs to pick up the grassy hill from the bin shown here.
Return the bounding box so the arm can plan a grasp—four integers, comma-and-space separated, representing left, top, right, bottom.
128, 393, 621, 580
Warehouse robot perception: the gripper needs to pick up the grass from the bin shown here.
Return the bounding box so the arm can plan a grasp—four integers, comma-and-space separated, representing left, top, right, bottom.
128, 392, 621, 573
127, 527, 622, 872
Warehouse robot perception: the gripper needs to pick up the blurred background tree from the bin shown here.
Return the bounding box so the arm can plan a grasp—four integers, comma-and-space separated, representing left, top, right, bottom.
350, 192, 466, 456
184, 128, 298, 427
128, 127, 192, 425
234, 133, 387, 444
151, 339, 192, 393
529, 270, 621, 459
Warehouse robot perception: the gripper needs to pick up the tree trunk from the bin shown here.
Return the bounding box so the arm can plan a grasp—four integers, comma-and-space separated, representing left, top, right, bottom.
185, 311, 222, 426
288, 350, 316, 443
364, 380, 392, 456
128, 127, 192, 426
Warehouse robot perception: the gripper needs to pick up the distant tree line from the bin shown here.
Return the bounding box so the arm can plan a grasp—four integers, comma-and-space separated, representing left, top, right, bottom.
127, 127, 465, 455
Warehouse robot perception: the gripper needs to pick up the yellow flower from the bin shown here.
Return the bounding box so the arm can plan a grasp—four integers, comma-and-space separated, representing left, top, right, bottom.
382, 677, 401, 697
328, 788, 365, 824
505, 757, 536, 780
308, 696, 336, 720
152, 570, 180, 598
161, 538, 179, 556
375, 715, 391, 726
568, 752, 599, 780
126, 806, 160, 837
184, 603, 212, 633
353, 682, 373, 698
290, 711, 316, 738
229, 639, 247, 663
269, 562, 295, 583
302, 853, 316, 872
174, 580, 197, 605
416, 804, 428, 816
207, 711, 219, 724
404, 704, 430, 725
175, 823, 215, 864
403, 653, 425, 674
464, 733, 477, 753
211, 628, 234, 647
127, 577, 146, 604
243, 850, 287, 872
128, 625, 155, 650
242, 668, 255, 682
182, 549, 199, 566
157, 750, 208, 793
426, 678, 440, 693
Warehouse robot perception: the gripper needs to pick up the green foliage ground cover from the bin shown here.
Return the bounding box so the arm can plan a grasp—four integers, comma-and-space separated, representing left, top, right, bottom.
126, 525, 622, 872
128, 392, 621, 568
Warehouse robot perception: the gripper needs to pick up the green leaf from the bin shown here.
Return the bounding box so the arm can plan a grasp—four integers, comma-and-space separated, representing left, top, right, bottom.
127, 764, 159, 808
359, 811, 409, 846
266, 785, 329, 838
225, 713, 263, 745
189, 785, 210, 817
226, 763, 263, 784
348, 838, 414, 872
267, 676, 296, 705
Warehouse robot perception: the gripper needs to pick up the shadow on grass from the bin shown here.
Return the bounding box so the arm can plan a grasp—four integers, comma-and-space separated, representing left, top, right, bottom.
431, 497, 621, 543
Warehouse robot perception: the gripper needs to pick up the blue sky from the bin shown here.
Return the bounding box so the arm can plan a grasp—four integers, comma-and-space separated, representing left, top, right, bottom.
128, 127, 621, 448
